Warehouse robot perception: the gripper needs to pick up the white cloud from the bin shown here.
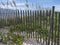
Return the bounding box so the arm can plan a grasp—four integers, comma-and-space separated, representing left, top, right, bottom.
16, 3, 25, 6
54, 5, 60, 12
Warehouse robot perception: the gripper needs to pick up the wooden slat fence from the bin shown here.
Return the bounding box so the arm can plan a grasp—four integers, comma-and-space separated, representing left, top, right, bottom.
0, 6, 60, 45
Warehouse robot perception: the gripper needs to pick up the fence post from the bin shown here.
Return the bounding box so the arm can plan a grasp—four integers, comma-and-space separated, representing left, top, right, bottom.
58, 12, 60, 45
40, 10, 42, 43
48, 6, 55, 45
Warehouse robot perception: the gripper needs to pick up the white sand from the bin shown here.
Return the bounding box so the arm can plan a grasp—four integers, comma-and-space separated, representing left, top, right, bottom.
22, 42, 33, 45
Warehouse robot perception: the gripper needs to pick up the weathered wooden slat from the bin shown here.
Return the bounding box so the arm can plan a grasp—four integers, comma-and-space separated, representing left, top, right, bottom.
57, 12, 60, 45
50, 6, 55, 45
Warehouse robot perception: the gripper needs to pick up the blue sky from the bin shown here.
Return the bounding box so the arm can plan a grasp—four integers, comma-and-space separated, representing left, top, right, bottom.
0, 0, 60, 11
